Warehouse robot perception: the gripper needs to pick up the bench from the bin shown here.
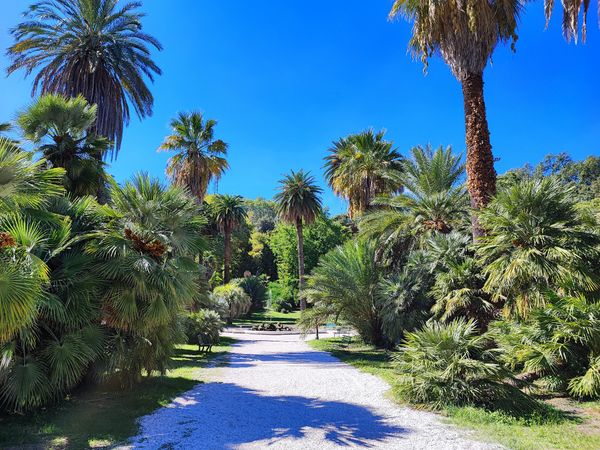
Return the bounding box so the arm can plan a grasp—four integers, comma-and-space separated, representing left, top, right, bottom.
198, 333, 218, 353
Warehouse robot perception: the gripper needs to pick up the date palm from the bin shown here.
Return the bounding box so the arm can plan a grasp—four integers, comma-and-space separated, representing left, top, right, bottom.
390, 0, 524, 238
7, 0, 162, 156
17, 94, 109, 197
274, 170, 323, 310
210, 195, 247, 283
324, 129, 403, 218
159, 112, 229, 204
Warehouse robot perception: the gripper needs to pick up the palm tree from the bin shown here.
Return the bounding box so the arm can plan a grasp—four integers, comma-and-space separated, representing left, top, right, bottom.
477, 178, 600, 317
360, 145, 468, 255
7, 0, 162, 156
210, 195, 247, 284
544, 0, 599, 42
17, 94, 110, 197
390, 0, 523, 237
274, 170, 323, 310
306, 239, 384, 345
324, 129, 403, 218
159, 112, 229, 203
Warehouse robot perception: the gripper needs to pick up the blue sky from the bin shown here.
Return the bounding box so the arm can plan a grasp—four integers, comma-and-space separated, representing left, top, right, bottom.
0, 1, 598, 215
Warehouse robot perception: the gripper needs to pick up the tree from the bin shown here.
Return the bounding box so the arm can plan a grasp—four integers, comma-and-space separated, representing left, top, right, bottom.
7, 0, 162, 156
159, 112, 229, 203
324, 129, 403, 218
543, 0, 599, 42
390, 0, 523, 237
306, 239, 385, 346
210, 195, 247, 283
477, 178, 600, 317
274, 170, 323, 310
17, 94, 110, 197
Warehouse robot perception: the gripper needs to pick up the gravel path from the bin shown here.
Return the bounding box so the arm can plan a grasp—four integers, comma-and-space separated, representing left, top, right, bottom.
122, 333, 503, 449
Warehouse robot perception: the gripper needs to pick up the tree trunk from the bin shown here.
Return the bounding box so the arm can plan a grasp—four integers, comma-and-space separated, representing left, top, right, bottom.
224, 229, 232, 284
296, 218, 306, 311
461, 72, 497, 239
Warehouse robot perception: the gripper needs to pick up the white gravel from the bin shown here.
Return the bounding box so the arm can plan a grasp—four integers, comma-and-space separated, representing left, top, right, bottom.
120, 333, 503, 449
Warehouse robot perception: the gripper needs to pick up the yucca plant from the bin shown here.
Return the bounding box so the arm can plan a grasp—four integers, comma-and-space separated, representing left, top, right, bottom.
394, 319, 511, 408
212, 283, 252, 322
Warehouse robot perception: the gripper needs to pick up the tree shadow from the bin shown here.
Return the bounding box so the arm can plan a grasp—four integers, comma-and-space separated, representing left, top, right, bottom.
130, 382, 409, 448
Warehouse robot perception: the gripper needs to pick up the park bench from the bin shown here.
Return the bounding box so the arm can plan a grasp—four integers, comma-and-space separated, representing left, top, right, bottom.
198, 333, 218, 353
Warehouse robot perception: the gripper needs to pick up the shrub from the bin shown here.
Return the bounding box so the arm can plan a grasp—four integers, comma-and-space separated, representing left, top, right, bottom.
394, 319, 513, 408
212, 283, 252, 321
268, 280, 297, 312
234, 275, 268, 311
183, 309, 224, 345
490, 293, 600, 399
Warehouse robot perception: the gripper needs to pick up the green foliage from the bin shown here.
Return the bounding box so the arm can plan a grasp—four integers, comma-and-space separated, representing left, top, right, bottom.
306, 239, 385, 346
183, 310, 224, 345
269, 215, 348, 283
394, 320, 514, 408
234, 275, 269, 311
490, 293, 600, 399
477, 178, 600, 316
212, 284, 252, 320
245, 198, 278, 232
274, 170, 323, 225
268, 280, 297, 312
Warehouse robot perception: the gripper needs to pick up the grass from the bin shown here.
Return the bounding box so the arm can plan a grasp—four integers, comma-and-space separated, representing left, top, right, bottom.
309, 337, 600, 450
233, 309, 300, 326
0, 337, 235, 449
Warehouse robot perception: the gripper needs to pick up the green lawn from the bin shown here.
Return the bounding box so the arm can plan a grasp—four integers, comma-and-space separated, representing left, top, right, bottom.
0, 338, 235, 449
233, 309, 300, 326
309, 337, 600, 450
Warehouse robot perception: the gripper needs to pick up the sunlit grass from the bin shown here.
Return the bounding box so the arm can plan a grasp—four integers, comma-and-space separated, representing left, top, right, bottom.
233, 309, 300, 326
0, 338, 235, 449
309, 337, 600, 450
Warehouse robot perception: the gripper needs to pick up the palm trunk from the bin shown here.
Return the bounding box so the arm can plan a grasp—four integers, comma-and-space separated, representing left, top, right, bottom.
461, 72, 497, 239
296, 217, 306, 311
223, 229, 232, 284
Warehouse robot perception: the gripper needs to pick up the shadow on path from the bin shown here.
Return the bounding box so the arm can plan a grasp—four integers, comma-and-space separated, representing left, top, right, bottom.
132, 382, 409, 448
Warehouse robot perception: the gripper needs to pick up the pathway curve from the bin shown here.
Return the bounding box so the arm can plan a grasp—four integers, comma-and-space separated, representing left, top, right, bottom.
123, 333, 503, 449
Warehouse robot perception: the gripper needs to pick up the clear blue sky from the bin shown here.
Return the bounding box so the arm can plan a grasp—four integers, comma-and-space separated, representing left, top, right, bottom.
0, 1, 598, 214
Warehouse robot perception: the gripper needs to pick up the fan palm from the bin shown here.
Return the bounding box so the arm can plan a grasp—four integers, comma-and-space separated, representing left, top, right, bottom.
159, 112, 229, 203
360, 145, 468, 256
324, 129, 403, 218
544, 0, 599, 42
90, 174, 205, 383
210, 195, 247, 283
7, 0, 162, 156
17, 94, 110, 197
274, 170, 323, 310
390, 0, 524, 237
477, 178, 600, 317
306, 239, 385, 346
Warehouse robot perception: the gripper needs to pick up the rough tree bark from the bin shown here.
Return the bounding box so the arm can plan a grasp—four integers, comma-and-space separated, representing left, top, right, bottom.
296, 217, 306, 311
461, 72, 497, 239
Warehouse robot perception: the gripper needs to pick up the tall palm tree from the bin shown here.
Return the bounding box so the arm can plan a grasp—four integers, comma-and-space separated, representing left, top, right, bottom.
390, 0, 523, 238
7, 0, 162, 156
324, 129, 403, 218
159, 112, 229, 203
17, 94, 109, 197
274, 170, 323, 310
210, 195, 247, 283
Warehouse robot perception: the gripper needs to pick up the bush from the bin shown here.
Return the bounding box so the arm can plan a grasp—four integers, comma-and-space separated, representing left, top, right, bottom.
234, 275, 268, 311
183, 309, 224, 345
394, 319, 515, 409
268, 281, 297, 312
212, 283, 252, 321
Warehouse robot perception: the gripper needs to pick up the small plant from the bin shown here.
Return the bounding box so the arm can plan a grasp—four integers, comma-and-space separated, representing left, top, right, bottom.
394, 319, 515, 409
234, 275, 268, 311
183, 309, 224, 345
212, 283, 252, 321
